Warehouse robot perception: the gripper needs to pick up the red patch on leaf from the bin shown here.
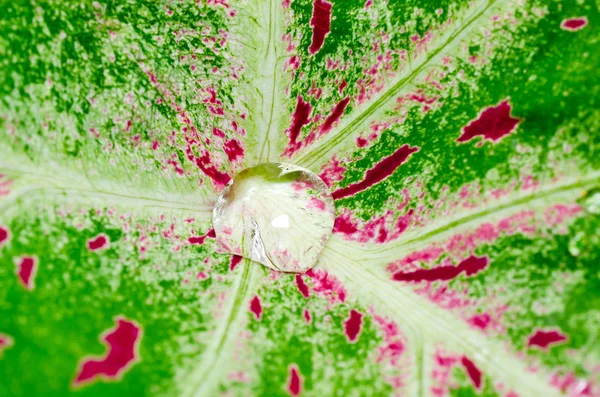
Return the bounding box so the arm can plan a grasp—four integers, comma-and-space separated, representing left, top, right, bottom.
527, 329, 568, 350
74, 317, 142, 386
188, 229, 216, 245
461, 356, 482, 390
0, 333, 13, 354
561, 17, 588, 31
468, 313, 492, 331
295, 274, 310, 298
250, 296, 262, 320
230, 255, 242, 271
393, 255, 488, 282
309, 0, 332, 55
287, 365, 302, 396
0, 226, 9, 247
87, 234, 109, 251
305, 269, 346, 303
286, 95, 313, 154
320, 97, 350, 134
189, 150, 231, 188
303, 309, 311, 324
223, 139, 244, 163
457, 100, 521, 143
332, 145, 419, 200
344, 309, 363, 342
16, 256, 37, 290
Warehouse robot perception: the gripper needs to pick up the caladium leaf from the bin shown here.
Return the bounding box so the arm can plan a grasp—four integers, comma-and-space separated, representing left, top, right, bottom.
1, 0, 598, 396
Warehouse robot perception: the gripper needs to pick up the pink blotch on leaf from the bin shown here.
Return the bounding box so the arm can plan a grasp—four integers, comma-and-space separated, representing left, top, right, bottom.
74, 317, 142, 386
561, 17, 588, 31
344, 309, 363, 342
188, 229, 216, 245
461, 356, 482, 390
295, 274, 310, 298
320, 97, 350, 135
457, 100, 521, 143
16, 256, 37, 290
223, 139, 244, 163
307, 197, 327, 211
87, 234, 109, 251
286, 95, 313, 154
230, 255, 242, 271
468, 313, 492, 331
250, 296, 262, 320
0, 226, 9, 247
305, 269, 346, 303
527, 329, 568, 350
190, 150, 231, 189
288, 365, 302, 396
319, 156, 346, 187
309, 0, 332, 55
0, 333, 13, 354
393, 255, 488, 282
332, 145, 419, 200
303, 309, 311, 324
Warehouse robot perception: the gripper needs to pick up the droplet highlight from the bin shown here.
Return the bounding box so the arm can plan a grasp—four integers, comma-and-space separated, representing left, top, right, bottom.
212, 163, 335, 273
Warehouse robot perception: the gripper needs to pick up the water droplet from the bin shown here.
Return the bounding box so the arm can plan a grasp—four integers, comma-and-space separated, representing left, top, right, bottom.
578, 187, 600, 214
212, 163, 335, 273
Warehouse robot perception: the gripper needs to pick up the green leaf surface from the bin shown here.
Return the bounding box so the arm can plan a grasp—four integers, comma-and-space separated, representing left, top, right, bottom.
1, 0, 598, 396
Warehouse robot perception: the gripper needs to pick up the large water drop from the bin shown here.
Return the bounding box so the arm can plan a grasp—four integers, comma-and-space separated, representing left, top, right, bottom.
212, 163, 335, 273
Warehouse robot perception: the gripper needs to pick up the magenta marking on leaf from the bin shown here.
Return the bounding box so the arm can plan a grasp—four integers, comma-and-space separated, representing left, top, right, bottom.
319, 97, 350, 135
188, 149, 231, 189
333, 204, 413, 243
344, 309, 363, 343
305, 269, 346, 303
467, 313, 492, 331
0, 333, 13, 356
250, 296, 262, 320
287, 365, 302, 396
196, 271, 208, 280
74, 317, 142, 386
332, 212, 360, 234
550, 371, 595, 396
544, 204, 582, 227
223, 139, 244, 163
457, 100, 521, 143
303, 309, 311, 324
308, 0, 332, 55
461, 356, 482, 390
0, 225, 9, 247
295, 274, 310, 298
332, 145, 419, 200
372, 313, 406, 369
431, 349, 461, 396
229, 255, 242, 271
318, 156, 346, 187
561, 17, 588, 31
16, 256, 37, 290
87, 234, 109, 251
393, 255, 488, 282
188, 228, 216, 245
527, 329, 568, 350
285, 95, 313, 156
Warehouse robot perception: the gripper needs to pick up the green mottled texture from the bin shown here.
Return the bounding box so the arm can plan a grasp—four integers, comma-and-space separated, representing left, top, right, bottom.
1, 0, 599, 396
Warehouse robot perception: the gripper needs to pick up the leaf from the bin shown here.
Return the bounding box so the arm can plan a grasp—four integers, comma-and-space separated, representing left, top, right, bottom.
1, 0, 598, 396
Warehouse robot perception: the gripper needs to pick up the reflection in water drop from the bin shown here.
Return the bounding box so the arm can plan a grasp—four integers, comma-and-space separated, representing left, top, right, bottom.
212, 163, 335, 273
578, 187, 600, 215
